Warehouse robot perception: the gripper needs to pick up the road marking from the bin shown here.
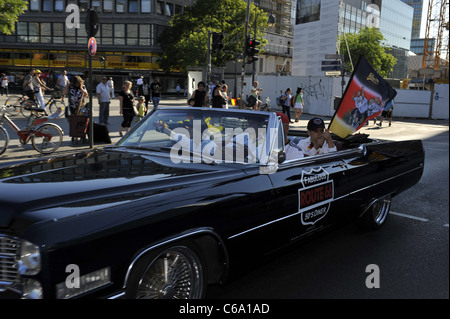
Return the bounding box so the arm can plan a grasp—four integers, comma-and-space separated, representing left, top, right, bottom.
444, 224, 449, 227
390, 211, 429, 222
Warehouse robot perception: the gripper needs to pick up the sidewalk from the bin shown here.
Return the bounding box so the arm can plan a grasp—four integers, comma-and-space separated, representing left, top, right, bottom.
0, 95, 448, 165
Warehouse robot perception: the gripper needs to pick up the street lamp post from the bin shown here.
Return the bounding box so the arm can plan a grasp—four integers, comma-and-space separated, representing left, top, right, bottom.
239, 0, 251, 109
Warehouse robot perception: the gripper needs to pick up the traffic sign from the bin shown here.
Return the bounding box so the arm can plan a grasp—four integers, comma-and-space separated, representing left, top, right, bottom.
325, 71, 342, 76
325, 54, 343, 60
321, 65, 342, 71
88, 37, 97, 56
85, 9, 99, 38
321, 60, 341, 66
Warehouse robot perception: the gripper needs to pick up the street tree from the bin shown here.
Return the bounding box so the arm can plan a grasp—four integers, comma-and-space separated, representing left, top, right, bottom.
158, 0, 269, 72
339, 27, 397, 77
0, 0, 27, 35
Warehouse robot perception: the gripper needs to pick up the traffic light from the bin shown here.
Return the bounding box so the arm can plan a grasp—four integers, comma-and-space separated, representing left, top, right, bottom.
246, 37, 260, 64
211, 32, 224, 53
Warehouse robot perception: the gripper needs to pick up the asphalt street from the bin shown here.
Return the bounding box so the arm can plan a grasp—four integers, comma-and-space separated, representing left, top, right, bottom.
0, 94, 448, 299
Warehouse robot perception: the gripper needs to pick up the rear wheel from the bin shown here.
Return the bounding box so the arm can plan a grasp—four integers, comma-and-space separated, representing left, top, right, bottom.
4, 96, 23, 116
31, 123, 63, 154
359, 195, 392, 230
126, 241, 207, 299
20, 99, 36, 118
0, 126, 9, 155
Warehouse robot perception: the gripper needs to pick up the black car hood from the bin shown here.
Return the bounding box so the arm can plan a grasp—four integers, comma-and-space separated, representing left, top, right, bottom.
0, 148, 236, 230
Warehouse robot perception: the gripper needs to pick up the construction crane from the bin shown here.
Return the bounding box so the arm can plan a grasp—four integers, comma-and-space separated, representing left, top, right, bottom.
422, 0, 449, 70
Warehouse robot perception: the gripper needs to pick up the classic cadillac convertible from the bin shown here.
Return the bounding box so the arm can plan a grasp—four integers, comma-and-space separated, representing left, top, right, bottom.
0, 108, 424, 299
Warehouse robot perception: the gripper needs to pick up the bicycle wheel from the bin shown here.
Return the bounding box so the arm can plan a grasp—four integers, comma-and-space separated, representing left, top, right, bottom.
48, 100, 66, 118
31, 123, 63, 154
0, 126, 9, 156
20, 99, 37, 118
4, 96, 23, 116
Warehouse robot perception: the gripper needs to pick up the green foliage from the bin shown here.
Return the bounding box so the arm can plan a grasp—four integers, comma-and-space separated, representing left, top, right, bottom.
0, 0, 28, 35
339, 27, 397, 77
158, 0, 269, 71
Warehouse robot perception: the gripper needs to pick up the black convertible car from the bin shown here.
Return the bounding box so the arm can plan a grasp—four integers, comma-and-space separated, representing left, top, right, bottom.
0, 108, 424, 299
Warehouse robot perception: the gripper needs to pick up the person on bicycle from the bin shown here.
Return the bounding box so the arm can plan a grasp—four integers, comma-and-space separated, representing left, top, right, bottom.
23, 69, 36, 101
250, 81, 263, 111
62, 76, 88, 118
32, 70, 51, 115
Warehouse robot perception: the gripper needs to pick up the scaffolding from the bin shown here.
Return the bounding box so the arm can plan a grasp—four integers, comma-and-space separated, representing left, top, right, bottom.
422, 0, 449, 69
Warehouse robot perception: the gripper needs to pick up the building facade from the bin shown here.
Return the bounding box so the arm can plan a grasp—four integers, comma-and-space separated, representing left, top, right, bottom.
0, 0, 190, 93
292, 0, 414, 79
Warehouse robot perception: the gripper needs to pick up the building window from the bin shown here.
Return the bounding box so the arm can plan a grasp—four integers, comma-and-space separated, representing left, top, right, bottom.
65, 24, 76, 43
92, 0, 101, 12
41, 22, 52, 43
129, 0, 138, 13
42, 0, 52, 12
101, 23, 113, 45
116, 0, 126, 13
175, 5, 182, 15
53, 22, 64, 43
17, 22, 28, 43
77, 24, 87, 44
114, 24, 125, 45
141, 0, 151, 13
165, 3, 173, 16
29, 0, 40, 11
127, 24, 138, 45
104, 0, 113, 12
139, 24, 152, 46
55, 0, 64, 12
157, 1, 164, 15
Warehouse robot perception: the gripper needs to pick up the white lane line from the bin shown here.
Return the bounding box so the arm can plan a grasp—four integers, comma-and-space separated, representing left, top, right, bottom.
390, 211, 429, 222
444, 224, 449, 227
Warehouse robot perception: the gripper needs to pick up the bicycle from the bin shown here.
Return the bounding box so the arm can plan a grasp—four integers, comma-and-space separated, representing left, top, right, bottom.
3, 93, 29, 116
243, 96, 271, 112
0, 105, 64, 156
20, 89, 66, 118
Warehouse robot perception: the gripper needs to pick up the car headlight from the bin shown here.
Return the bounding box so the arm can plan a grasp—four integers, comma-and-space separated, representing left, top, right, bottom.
18, 240, 41, 276
22, 279, 43, 299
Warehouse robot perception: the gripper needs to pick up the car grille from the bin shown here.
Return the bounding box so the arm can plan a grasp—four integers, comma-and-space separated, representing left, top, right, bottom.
0, 232, 20, 292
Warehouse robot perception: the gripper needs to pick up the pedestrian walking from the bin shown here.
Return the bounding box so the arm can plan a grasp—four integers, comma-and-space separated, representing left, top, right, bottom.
135, 96, 147, 122
292, 87, 304, 123
118, 80, 135, 137
1, 73, 9, 96
378, 100, 394, 127
96, 76, 111, 125
107, 77, 115, 98
56, 70, 69, 92
191, 81, 207, 107
137, 76, 144, 96
142, 79, 150, 110
176, 83, 181, 96
150, 77, 162, 109
280, 88, 292, 123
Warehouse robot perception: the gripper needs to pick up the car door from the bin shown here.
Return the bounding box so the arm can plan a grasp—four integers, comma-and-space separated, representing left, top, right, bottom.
266, 152, 349, 250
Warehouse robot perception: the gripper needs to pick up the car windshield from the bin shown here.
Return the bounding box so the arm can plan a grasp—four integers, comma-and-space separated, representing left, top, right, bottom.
116, 108, 274, 165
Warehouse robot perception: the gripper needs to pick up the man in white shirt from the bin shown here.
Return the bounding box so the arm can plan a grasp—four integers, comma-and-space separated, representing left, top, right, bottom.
298, 117, 337, 156
57, 70, 69, 91
107, 77, 114, 98
96, 77, 111, 125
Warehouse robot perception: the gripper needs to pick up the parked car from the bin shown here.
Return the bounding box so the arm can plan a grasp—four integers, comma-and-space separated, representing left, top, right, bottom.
0, 107, 424, 299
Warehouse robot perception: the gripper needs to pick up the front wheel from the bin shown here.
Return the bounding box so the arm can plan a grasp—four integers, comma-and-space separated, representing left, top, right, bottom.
48, 100, 66, 118
31, 123, 63, 154
125, 241, 207, 299
0, 126, 9, 156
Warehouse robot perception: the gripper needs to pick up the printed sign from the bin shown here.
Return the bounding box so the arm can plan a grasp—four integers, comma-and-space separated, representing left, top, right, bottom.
298, 167, 334, 225
88, 37, 97, 56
